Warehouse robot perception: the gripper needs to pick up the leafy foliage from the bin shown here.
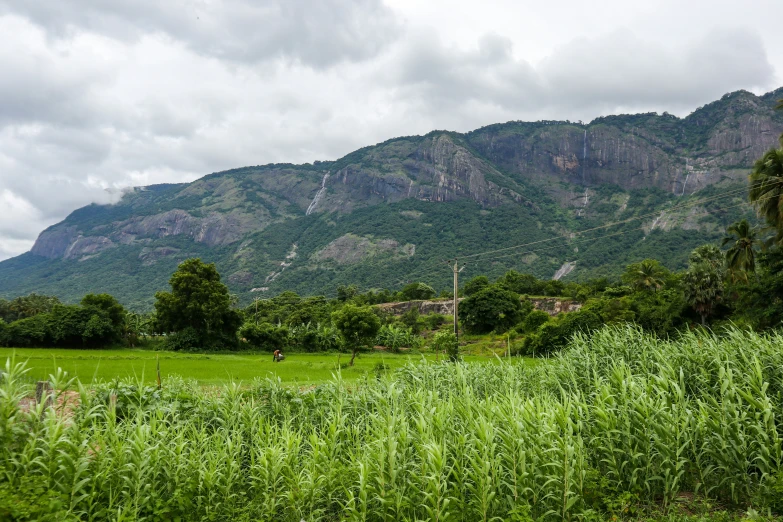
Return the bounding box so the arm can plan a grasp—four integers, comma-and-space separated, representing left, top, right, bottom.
4, 327, 783, 519
154, 259, 242, 349
430, 330, 460, 361
331, 304, 381, 365
459, 285, 524, 334
239, 322, 289, 351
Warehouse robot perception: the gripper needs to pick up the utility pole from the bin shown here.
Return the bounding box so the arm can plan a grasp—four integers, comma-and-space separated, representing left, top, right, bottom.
253, 297, 261, 325
448, 259, 466, 343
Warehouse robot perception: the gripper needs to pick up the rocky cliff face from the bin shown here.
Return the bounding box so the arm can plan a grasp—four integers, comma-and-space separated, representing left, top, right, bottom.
31, 89, 783, 263
8, 88, 783, 306
467, 90, 783, 196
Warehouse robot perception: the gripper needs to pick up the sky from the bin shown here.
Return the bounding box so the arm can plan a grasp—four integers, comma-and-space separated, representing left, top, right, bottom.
1, 0, 782, 260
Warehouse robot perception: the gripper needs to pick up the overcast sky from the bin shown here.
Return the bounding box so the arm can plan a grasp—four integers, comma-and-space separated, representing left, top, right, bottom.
1, 0, 782, 260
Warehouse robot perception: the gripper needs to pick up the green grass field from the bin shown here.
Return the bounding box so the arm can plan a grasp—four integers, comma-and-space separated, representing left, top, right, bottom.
0, 347, 530, 386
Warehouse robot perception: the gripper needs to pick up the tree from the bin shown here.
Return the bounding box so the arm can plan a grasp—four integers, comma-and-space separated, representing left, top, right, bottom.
431, 331, 460, 362
749, 135, 783, 243
459, 285, 524, 334
239, 322, 288, 351
331, 305, 381, 366
124, 312, 152, 346
622, 259, 668, 292
399, 282, 436, 301
154, 259, 242, 349
81, 293, 126, 341
463, 276, 490, 297
496, 271, 544, 295
522, 309, 601, 356
734, 248, 783, 329
0, 294, 60, 323
722, 219, 761, 283
518, 310, 550, 333
336, 285, 358, 302
683, 245, 726, 325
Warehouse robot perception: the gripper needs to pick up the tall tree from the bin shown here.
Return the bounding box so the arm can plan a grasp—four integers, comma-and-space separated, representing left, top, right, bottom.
331, 304, 381, 366
621, 259, 668, 292
154, 259, 241, 348
683, 245, 726, 325
459, 285, 524, 334
749, 99, 783, 242
722, 219, 761, 283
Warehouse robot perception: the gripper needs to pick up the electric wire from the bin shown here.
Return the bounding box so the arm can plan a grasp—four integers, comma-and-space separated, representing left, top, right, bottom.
389, 191, 763, 287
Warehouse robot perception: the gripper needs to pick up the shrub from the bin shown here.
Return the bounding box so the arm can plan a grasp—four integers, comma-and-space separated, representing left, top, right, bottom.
375, 325, 422, 352
422, 313, 447, 330
163, 326, 202, 352
239, 322, 289, 351
430, 330, 460, 361
399, 282, 437, 301
517, 309, 550, 334
399, 307, 423, 334
523, 310, 602, 356
0, 476, 71, 522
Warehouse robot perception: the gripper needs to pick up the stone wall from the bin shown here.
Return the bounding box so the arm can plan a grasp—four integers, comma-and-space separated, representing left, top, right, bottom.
376, 297, 582, 317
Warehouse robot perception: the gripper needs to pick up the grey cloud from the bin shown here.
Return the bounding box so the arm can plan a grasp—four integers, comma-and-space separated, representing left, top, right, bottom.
540, 28, 774, 113
0, 0, 401, 68
390, 27, 774, 124
0, 4, 779, 262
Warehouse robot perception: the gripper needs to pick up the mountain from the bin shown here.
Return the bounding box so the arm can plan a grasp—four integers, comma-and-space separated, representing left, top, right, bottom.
2, 88, 782, 309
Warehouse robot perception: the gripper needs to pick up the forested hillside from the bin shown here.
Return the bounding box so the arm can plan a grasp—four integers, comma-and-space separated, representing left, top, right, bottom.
1, 88, 781, 309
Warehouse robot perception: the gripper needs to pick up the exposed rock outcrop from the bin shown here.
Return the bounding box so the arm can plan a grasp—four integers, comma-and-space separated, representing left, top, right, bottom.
314, 234, 415, 265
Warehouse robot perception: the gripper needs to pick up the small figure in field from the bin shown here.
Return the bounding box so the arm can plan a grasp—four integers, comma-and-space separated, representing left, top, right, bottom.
273, 349, 283, 362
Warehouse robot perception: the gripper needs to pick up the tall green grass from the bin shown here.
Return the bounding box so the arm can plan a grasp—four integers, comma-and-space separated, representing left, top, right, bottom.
1, 326, 782, 520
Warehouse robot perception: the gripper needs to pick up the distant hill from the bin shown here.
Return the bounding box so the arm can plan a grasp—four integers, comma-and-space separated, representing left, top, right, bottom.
2, 88, 782, 309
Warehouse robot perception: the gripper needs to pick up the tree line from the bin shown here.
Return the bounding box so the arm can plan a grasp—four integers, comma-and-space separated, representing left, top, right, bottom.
3, 109, 783, 357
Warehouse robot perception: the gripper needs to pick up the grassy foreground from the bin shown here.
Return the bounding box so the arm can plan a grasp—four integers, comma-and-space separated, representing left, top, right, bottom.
0, 347, 516, 385
3, 326, 783, 521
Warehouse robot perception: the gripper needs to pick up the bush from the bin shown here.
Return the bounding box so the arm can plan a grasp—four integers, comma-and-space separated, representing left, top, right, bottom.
163, 327, 203, 352
422, 313, 447, 330
399, 282, 436, 301
375, 325, 422, 352
399, 307, 423, 334
758, 470, 783, 514
517, 310, 550, 334
239, 322, 289, 351
523, 310, 602, 356
464, 276, 490, 296
0, 476, 71, 522
430, 330, 460, 361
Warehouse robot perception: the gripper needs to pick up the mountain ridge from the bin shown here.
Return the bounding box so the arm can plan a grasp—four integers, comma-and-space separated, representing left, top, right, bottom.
3, 87, 782, 309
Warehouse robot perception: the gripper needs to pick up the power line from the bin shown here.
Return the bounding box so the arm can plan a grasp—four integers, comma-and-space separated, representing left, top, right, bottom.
389, 192, 764, 287
391, 187, 749, 286
460, 186, 749, 260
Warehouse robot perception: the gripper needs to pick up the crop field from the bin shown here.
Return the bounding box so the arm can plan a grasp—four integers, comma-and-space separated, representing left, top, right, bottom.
3, 326, 783, 520
0, 347, 517, 385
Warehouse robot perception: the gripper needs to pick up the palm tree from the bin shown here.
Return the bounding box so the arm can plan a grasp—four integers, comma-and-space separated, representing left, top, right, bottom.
683, 262, 724, 326
623, 259, 666, 292
749, 141, 783, 241
721, 219, 760, 283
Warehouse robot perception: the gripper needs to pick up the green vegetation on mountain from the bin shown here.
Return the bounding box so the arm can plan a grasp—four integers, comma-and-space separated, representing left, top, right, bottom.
0, 88, 782, 310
